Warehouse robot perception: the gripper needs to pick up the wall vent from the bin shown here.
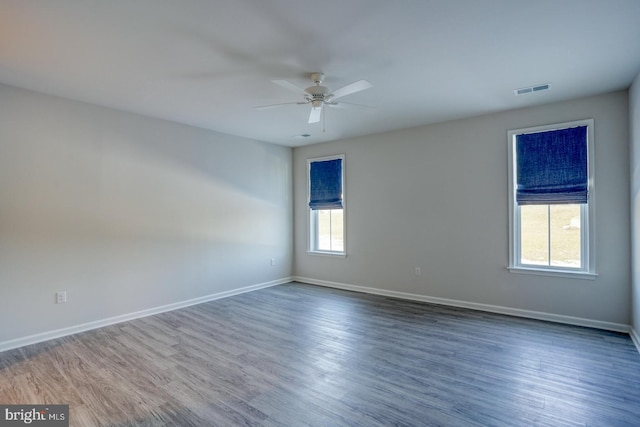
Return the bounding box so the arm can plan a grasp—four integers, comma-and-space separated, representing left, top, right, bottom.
515, 83, 550, 95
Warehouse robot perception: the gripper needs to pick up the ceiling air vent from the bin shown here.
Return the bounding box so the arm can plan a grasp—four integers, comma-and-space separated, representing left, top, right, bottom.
515, 83, 550, 95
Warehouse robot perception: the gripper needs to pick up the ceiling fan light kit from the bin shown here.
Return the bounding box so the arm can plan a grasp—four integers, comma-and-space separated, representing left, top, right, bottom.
258, 72, 373, 124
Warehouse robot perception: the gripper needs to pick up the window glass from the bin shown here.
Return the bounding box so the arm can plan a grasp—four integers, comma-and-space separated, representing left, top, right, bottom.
316, 209, 344, 252
520, 204, 581, 268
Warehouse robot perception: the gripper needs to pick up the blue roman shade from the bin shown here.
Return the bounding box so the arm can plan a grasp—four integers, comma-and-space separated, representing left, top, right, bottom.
516, 126, 588, 205
309, 158, 343, 210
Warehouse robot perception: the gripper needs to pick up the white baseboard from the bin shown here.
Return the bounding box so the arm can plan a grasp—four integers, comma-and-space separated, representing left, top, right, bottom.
0, 277, 291, 354
631, 328, 640, 355
293, 276, 631, 334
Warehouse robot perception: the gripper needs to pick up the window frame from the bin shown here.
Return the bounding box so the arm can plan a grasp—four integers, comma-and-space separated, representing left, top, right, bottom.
307, 154, 346, 257
507, 119, 596, 279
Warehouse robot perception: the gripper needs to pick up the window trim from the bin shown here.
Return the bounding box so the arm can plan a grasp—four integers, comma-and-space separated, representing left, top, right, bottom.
307, 154, 346, 256
507, 119, 596, 279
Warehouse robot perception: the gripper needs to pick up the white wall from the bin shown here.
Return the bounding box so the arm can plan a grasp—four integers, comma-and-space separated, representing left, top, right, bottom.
0, 84, 292, 345
294, 91, 630, 328
630, 72, 640, 340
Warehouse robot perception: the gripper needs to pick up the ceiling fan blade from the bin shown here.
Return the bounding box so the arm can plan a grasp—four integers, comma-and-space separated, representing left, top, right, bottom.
272, 79, 308, 96
330, 80, 372, 100
256, 101, 307, 110
308, 107, 322, 124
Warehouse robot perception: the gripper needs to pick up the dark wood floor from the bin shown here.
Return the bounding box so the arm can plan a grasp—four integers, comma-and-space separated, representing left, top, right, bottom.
1, 282, 639, 426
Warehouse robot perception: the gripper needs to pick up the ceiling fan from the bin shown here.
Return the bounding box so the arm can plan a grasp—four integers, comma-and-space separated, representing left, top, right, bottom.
257, 72, 373, 124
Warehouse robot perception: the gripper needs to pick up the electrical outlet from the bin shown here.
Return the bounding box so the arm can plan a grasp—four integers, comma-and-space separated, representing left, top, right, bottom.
56, 291, 67, 304
415, 267, 421, 277
270, 258, 276, 267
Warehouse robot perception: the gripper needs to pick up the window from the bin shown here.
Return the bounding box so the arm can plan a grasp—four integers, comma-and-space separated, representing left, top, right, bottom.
308, 155, 345, 255
508, 119, 595, 278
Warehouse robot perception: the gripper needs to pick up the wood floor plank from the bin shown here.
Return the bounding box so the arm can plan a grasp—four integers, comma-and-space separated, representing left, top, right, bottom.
1, 282, 640, 426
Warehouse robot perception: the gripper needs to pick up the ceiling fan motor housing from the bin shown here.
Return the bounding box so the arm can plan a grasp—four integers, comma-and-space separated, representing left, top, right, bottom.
305, 85, 330, 100
305, 72, 332, 102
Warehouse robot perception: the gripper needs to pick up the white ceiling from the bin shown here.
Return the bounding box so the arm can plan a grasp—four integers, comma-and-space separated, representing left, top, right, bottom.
1, 0, 639, 147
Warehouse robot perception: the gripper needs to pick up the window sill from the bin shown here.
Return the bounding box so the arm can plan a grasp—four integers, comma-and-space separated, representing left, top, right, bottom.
508, 266, 597, 280
307, 250, 346, 258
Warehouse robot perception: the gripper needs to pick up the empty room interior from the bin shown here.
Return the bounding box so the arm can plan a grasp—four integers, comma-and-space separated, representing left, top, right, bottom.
2, 1, 640, 425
